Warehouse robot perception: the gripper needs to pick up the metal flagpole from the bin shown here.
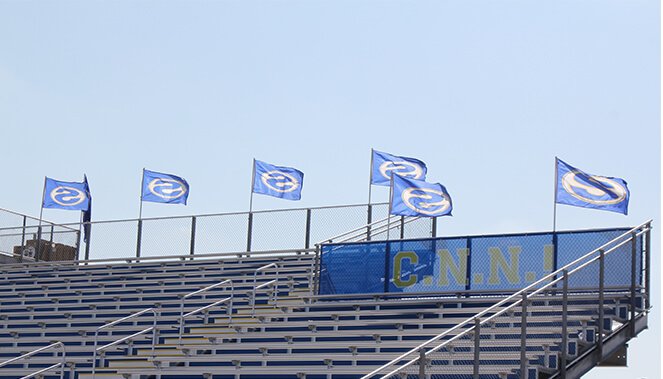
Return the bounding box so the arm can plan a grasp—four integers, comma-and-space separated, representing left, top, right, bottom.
249, 159, 256, 213
387, 174, 394, 241
138, 168, 145, 220
553, 157, 559, 233
368, 148, 374, 205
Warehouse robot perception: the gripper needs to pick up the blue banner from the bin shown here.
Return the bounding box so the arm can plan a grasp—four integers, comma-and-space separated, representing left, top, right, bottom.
556, 158, 629, 215
253, 160, 304, 200
319, 228, 640, 295
42, 177, 91, 211
371, 149, 427, 186
390, 175, 452, 217
142, 169, 189, 205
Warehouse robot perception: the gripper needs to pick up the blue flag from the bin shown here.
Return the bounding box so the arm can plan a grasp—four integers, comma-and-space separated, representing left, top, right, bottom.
42, 177, 91, 211
390, 175, 452, 217
141, 169, 190, 205
555, 158, 629, 215
371, 149, 427, 186
253, 160, 304, 200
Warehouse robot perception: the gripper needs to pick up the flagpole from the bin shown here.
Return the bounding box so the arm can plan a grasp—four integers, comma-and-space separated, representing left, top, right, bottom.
553, 157, 558, 233
368, 148, 374, 205
138, 168, 145, 220
249, 159, 256, 213
387, 174, 394, 241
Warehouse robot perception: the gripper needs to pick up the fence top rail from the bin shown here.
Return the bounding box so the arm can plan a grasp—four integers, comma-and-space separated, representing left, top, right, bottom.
0, 247, 316, 269
37, 202, 387, 228
363, 219, 652, 379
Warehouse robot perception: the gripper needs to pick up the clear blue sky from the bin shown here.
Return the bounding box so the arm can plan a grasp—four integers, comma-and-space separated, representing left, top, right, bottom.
0, 1, 659, 377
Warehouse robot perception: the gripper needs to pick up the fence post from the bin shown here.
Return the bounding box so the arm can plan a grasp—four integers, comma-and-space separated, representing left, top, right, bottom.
367, 204, 372, 241
520, 292, 528, 379
474, 318, 481, 379
598, 249, 605, 357
20, 215, 26, 247
49, 225, 54, 261
400, 216, 405, 239
418, 347, 426, 379
432, 217, 437, 238
305, 209, 312, 249
561, 269, 569, 378
36, 225, 42, 262
645, 223, 651, 310
246, 213, 253, 252
75, 229, 81, 261
190, 216, 197, 257
630, 232, 637, 337
313, 245, 321, 296
136, 219, 143, 258
84, 225, 92, 262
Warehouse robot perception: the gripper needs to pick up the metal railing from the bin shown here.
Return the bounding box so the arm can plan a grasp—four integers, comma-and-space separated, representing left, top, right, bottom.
178, 279, 234, 344
250, 263, 279, 314
92, 308, 158, 379
1, 202, 435, 263
0, 342, 66, 379
361, 220, 652, 379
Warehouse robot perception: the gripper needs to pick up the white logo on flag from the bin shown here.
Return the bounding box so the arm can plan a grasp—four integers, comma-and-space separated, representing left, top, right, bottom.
261, 171, 299, 193
50, 186, 87, 207
561, 172, 626, 205
148, 178, 187, 199
402, 187, 450, 216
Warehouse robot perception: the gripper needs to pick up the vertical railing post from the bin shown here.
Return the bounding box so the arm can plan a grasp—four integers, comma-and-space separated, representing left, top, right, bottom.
246, 213, 253, 252
645, 223, 651, 310
75, 229, 82, 261
190, 216, 197, 257
313, 245, 321, 296
520, 292, 528, 379
305, 209, 312, 249
36, 225, 42, 262
49, 225, 54, 261
418, 347, 426, 379
400, 216, 405, 239
561, 269, 569, 378
20, 215, 26, 247
473, 318, 481, 379
598, 249, 605, 357
630, 232, 637, 337
431, 217, 437, 238
84, 223, 92, 261
366, 204, 373, 241
135, 219, 143, 258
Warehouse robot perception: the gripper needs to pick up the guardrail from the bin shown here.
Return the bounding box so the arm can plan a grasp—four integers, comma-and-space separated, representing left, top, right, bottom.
178, 279, 234, 344
361, 220, 652, 379
92, 308, 158, 379
0, 341, 66, 379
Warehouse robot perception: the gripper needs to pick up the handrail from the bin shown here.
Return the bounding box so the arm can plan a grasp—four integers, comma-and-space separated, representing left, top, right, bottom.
251, 263, 280, 314
92, 308, 157, 379
178, 279, 234, 344
0, 341, 66, 379
362, 220, 652, 379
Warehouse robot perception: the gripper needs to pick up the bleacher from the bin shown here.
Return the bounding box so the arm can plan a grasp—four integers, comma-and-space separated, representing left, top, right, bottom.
0, 210, 652, 379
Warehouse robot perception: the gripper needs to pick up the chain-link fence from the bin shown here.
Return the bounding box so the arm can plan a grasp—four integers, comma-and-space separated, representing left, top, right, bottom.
320, 226, 641, 296
1, 203, 437, 262
0, 217, 80, 262
360, 221, 651, 379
